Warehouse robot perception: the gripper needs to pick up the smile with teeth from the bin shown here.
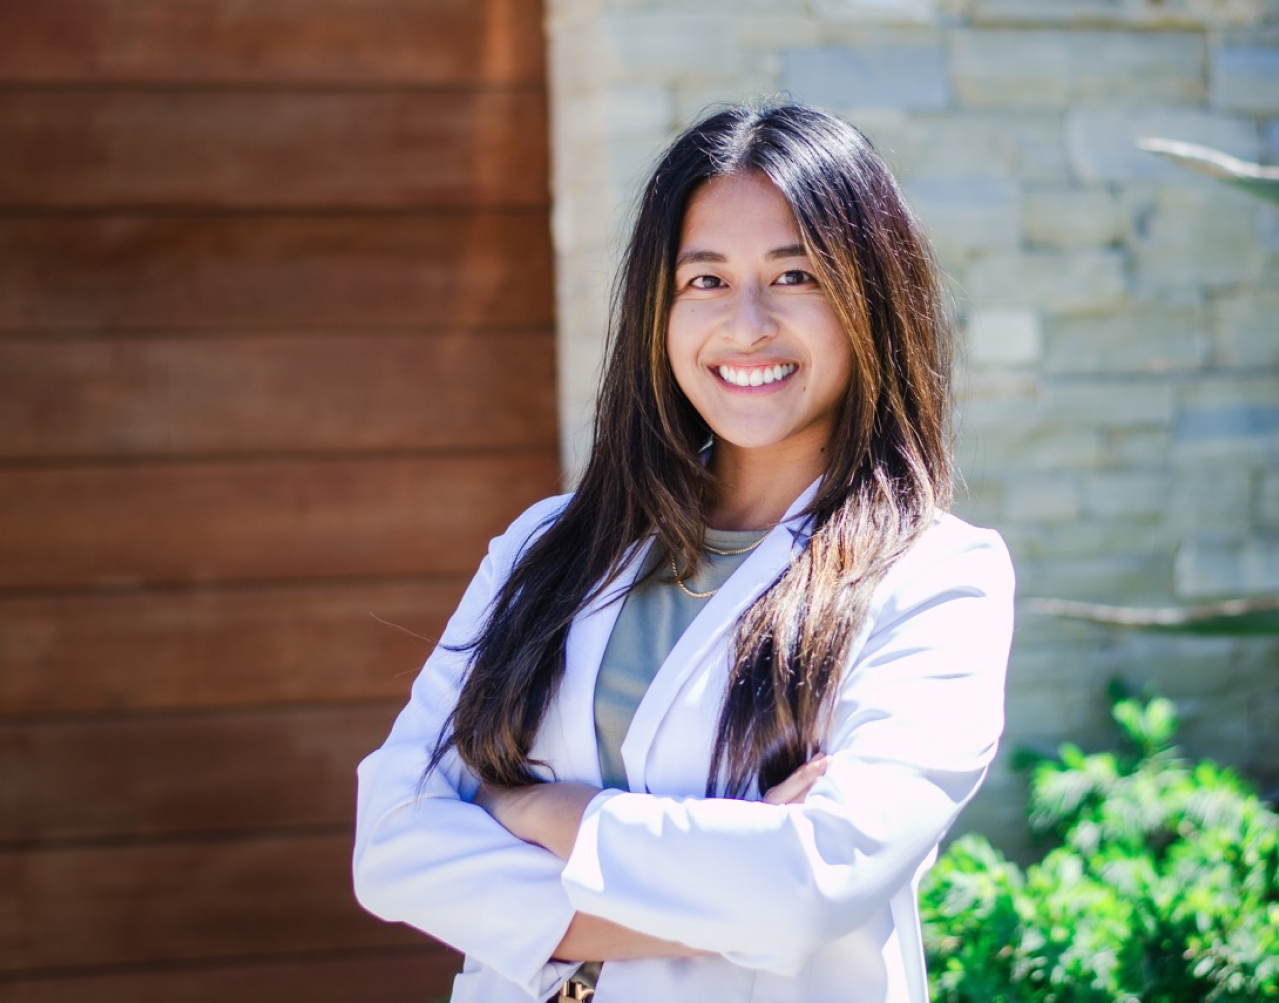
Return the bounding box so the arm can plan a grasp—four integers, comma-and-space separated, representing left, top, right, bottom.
716, 363, 797, 388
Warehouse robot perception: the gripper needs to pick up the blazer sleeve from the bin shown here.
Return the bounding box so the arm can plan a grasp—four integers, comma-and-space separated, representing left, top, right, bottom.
352, 494, 580, 1000
559, 520, 1015, 976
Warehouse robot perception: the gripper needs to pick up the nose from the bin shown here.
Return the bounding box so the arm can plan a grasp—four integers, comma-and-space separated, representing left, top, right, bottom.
723, 282, 777, 346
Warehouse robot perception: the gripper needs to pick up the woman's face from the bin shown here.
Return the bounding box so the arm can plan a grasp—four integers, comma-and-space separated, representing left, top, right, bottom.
666, 170, 853, 468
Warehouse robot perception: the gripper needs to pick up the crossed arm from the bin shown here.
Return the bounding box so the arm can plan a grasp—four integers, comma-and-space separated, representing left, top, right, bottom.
473, 757, 830, 962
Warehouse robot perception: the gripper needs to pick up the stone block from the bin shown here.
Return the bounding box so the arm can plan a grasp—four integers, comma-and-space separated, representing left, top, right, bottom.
1081, 470, 1172, 518
600, 12, 741, 83
811, 0, 941, 22
956, 425, 1104, 473
1211, 40, 1279, 113
1175, 403, 1279, 442
734, 14, 822, 48
551, 146, 625, 253
551, 89, 608, 154
964, 308, 1042, 365
1003, 643, 1112, 690
600, 84, 676, 140
1101, 427, 1172, 467
1213, 289, 1279, 367
905, 178, 1021, 262
1004, 679, 1097, 744
1175, 375, 1279, 411
953, 371, 1039, 428
1023, 186, 1126, 248
967, 251, 1127, 314
1164, 466, 1252, 532
1174, 378, 1279, 448
960, 0, 1270, 27
1128, 181, 1265, 290
672, 73, 786, 125
1096, 638, 1232, 709
1175, 531, 1279, 596
609, 134, 675, 206
951, 29, 1206, 108
1043, 305, 1208, 375
1037, 382, 1174, 428
782, 42, 950, 111
1013, 552, 1169, 603
605, 0, 801, 10
1259, 469, 1279, 524
861, 112, 1071, 181
1067, 109, 1259, 182
547, 1, 608, 95
1004, 473, 1081, 521
1006, 519, 1172, 561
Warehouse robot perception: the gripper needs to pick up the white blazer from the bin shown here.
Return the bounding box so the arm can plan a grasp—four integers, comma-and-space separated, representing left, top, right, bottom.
353, 484, 1015, 1003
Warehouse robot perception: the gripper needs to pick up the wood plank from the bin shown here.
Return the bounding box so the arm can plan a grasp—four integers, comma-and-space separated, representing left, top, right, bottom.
0, 834, 423, 972
0, 948, 461, 1003
0, 704, 407, 843
0, 455, 559, 590
0, 331, 556, 459
0, 949, 461, 1003
0, 213, 553, 332
0, 91, 548, 209
0, 580, 457, 717
0, 0, 544, 85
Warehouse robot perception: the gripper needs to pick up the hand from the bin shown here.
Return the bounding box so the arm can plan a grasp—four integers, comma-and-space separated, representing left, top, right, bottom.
762, 754, 830, 805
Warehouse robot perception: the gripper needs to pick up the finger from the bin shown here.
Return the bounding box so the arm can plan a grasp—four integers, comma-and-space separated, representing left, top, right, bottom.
763, 755, 830, 805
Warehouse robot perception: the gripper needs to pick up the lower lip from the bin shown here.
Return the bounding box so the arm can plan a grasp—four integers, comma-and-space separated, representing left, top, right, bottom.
713, 368, 796, 393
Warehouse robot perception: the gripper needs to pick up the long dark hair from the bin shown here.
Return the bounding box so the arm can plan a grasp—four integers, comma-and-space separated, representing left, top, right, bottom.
428, 103, 954, 798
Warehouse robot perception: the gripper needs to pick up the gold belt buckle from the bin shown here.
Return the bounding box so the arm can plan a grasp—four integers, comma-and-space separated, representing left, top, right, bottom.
556, 979, 595, 1001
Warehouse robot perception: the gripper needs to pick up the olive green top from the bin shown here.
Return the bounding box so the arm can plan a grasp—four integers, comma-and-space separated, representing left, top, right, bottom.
593, 526, 768, 791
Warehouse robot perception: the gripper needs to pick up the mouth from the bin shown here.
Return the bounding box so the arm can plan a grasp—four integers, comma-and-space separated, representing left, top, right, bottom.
715, 363, 797, 388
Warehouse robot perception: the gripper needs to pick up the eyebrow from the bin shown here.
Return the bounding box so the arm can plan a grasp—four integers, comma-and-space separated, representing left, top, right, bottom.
675, 244, 809, 267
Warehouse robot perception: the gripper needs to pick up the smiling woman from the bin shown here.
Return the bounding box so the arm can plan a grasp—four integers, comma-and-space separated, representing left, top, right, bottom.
667, 170, 853, 521
353, 103, 1015, 1003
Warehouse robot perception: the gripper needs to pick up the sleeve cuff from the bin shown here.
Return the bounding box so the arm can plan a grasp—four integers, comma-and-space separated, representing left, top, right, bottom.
560, 788, 623, 906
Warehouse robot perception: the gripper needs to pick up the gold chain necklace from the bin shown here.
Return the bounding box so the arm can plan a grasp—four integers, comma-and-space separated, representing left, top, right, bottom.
670, 530, 770, 599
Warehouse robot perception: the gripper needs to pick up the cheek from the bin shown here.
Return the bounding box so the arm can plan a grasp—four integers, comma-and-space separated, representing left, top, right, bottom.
814, 329, 855, 403
665, 317, 700, 388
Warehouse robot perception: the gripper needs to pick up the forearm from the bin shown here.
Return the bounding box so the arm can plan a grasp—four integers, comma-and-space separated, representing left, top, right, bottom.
553, 912, 703, 962
475, 780, 600, 860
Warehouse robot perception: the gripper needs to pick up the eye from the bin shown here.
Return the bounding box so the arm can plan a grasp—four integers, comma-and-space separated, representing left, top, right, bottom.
776, 269, 816, 287
688, 274, 725, 290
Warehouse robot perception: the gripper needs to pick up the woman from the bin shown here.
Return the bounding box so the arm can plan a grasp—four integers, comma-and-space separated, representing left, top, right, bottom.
353, 103, 1014, 1003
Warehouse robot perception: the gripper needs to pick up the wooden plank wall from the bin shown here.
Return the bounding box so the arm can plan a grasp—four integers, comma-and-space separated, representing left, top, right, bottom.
0, 2, 557, 999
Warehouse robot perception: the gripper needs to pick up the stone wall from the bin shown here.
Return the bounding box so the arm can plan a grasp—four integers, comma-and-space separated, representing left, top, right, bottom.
545, 0, 1279, 852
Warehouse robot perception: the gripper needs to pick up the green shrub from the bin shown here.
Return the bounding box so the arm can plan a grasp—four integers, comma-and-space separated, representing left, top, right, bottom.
921, 685, 1279, 1002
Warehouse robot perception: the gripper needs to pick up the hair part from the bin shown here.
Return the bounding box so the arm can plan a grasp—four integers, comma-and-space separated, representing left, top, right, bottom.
429, 103, 954, 797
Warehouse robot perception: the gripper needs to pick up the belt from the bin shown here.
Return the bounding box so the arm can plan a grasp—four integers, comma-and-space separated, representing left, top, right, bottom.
554, 979, 595, 1001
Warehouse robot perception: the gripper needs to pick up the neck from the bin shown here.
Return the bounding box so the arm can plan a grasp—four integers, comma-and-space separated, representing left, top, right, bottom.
706, 439, 826, 531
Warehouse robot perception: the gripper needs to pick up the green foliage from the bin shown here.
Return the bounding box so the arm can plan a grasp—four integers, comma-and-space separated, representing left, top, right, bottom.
921, 686, 1279, 1002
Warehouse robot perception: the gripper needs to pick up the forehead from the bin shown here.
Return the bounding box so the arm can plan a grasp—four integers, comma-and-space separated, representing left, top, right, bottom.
679, 171, 802, 250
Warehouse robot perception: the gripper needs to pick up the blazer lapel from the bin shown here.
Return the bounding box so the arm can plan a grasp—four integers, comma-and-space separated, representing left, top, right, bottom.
553, 538, 653, 785
620, 480, 820, 791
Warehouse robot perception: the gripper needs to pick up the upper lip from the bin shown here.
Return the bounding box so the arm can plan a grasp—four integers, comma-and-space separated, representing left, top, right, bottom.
708, 357, 796, 368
